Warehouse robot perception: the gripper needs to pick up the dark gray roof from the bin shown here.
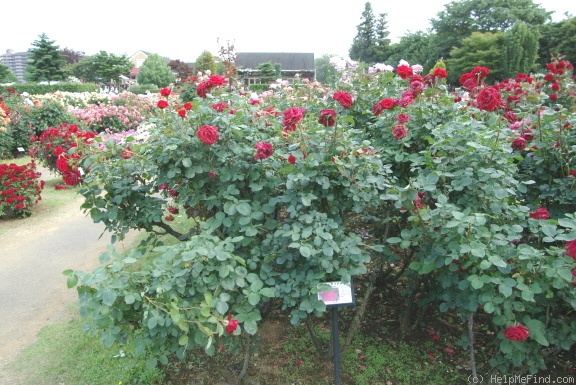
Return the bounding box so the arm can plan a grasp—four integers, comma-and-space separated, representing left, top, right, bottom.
236, 52, 314, 71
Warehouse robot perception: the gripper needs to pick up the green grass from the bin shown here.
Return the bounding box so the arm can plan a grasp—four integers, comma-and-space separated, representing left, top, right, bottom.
7, 307, 164, 385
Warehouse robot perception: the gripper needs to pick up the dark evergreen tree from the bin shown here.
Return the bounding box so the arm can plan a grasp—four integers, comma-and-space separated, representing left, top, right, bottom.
373, 13, 392, 62
501, 22, 539, 78
349, 2, 378, 63
25, 33, 66, 83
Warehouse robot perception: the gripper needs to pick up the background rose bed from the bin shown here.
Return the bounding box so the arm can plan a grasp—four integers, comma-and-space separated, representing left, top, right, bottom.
1, 57, 576, 382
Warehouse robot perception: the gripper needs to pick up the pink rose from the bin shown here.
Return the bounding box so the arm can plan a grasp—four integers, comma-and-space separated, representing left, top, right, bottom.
197, 125, 219, 145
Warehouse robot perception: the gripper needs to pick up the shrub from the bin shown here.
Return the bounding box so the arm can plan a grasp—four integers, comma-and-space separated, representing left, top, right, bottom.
0, 161, 44, 218
128, 84, 160, 95
29, 123, 95, 186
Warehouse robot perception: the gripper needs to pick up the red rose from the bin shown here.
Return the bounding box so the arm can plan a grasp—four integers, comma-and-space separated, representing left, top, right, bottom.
196, 82, 210, 98
396, 113, 410, 123
529, 207, 550, 220
164, 215, 174, 222
379, 98, 396, 110
157, 100, 169, 109
287, 154, 296, 164
207, 75, 227, 87
168, 206, 179, 214
183, 102, 193, 110
396, 64, 413, 79
160, 88, 171, 97
433, 68, 448, 78
543, 73, 555, 82
225, 314, 239, 334
551, 83, 560, 91
392, 124, 407, 139
503, 324, 530, 341
318, 109, 337, 127
332, 90, 353, 108
121, 147, 134, 159
459, 73, 478, 90
254, 142, 273, 160
197, 125, 219, 145
475, 87, 502, 112
565, 240, 576, 260
282, 107, 306, 131
511, 137, 527, 151
178, 109, 187, 118
211, 102, 229, 112
549, 94, 558, 101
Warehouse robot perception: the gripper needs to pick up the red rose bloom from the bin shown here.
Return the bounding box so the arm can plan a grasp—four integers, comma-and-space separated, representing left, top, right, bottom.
160, 88, 171, 97
565, 240, 576, 260
282, 107, 306, 131
549, 94, 558, 101
551, 83, 560, 91
332, 90, 353, 108
287, 154, 296, 164
396, 64, 413, 79
459, 73, 478, 90
168, 206, 179, 214
433, 68, 448, 78
211, 102, 229, 112
475, 87, 502, 112
183, 102, 193, 110
196, 82, 210, 98
178, 109, 187, 118
157, 100, 169, 109
378, 98, 396, 111
197, 125, 219, 145
543, 73, 555, 82
511, 137, 527, 151
121, 147, 134, 159
392, 124, 408, 139
254, 142, 273, 160
396, 113, 410, 123
503, 324, 530, 341
529, 207, 550, 220
226, 314, 239, 334
318, 109, 337, 127
207, 75, 227, 87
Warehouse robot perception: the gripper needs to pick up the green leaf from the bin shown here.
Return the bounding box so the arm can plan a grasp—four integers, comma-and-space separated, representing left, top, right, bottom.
260, 287, 276, 298
182, 158, 192, 168
299, 245, 312, 258
236, 202, 251, 216
248, 292, 261, 306
178, 334, 189, 346
524, 319, 549, 346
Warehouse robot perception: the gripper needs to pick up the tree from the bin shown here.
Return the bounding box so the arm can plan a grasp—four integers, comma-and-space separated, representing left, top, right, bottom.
257, 62, 281, 83
0, 63, 18, 83
168, 59, 194, 83
373, 12, 392, 62
386, 31, 438, 72
448, 31, 504, 84
25, 33, 66, 83
314, 54, 339, 86
501, 22, 539, 78
430, 0, 551, 65
537, 17, 576, 69
136, 54, 175, 88
60, 48, 85, 65
69, 51, 132, 84
194, 50, 217, 75
349, 2, 378, 63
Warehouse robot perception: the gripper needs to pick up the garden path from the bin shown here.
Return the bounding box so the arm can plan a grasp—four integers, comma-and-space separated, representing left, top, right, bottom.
0, 191, 138, 384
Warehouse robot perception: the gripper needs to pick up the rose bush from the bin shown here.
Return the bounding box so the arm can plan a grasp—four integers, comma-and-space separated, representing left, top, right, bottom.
69, 58, 575, 375
0, 161, 44, 218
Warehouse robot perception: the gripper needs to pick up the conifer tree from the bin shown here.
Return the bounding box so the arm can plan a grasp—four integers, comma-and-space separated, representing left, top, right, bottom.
349, 2, 378, 63
501, 22, 539, 78
25, 33, 66, 83
136, 54, 176, 88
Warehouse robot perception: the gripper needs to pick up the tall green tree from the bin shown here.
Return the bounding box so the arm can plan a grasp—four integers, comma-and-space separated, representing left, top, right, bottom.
136, 54, 175, 88
501, 22, 539, 78
0, 63, 18, 83
373, 12, 392, 62
25, 33, 66, 83
349, 2, 378, 63
195, 50, 218, 75
448, 31, 504, 84
430, 0, 551, 65
537, 17, 576, 68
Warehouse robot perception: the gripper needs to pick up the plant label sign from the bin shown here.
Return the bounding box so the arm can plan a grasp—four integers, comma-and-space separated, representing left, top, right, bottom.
17, 147, 25, 152
318, 280, 355, 307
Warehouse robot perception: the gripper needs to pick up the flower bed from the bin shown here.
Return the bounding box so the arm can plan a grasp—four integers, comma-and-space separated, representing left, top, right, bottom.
0, 161, 44, 218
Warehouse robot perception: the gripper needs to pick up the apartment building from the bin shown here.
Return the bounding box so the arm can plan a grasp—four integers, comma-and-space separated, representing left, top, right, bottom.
0, 49, 30, 82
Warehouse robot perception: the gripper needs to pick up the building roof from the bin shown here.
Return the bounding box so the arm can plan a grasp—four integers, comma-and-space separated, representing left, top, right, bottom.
236, 52, 314, 71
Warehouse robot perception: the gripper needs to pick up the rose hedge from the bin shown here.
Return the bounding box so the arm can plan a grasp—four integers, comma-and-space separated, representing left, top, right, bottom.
70, 63, 576, 373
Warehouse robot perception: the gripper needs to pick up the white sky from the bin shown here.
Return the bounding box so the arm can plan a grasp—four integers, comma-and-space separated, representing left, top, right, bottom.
2, 0, 573, 63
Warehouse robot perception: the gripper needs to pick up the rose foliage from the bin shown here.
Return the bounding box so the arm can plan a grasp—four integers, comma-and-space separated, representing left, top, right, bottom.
70, 60, 576, 374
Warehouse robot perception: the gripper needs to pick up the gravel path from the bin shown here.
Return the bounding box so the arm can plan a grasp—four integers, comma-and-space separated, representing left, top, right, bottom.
0, 192, 138, 384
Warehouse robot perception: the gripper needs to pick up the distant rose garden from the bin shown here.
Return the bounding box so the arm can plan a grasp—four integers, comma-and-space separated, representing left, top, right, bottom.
1, 57, 575, 378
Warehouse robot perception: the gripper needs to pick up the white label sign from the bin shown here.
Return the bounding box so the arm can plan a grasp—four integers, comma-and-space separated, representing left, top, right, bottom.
317, 280, 355, 307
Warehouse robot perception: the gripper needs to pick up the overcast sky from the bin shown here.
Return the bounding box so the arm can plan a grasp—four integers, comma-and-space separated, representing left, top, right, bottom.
2, 0, 573, 63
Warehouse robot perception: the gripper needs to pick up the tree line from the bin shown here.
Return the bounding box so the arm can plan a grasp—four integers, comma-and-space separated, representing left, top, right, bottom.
317, 0, 575, 85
